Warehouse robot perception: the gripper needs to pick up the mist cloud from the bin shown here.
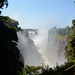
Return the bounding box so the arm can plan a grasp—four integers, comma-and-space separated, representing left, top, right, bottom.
17, 32, 43, 66
11, 13, 20, 21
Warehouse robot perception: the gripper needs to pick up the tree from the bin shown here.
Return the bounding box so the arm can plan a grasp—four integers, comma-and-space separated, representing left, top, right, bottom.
0, 1, 24, 75
0, 16, 19, 29
0, 19, 24, 75
65, 20, 75, 61
0, 0, 8, 9
0, 0, 8, 14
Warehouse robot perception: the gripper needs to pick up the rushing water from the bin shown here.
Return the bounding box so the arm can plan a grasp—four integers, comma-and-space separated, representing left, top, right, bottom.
17, 32, 43, 66
17, 30, 65, 67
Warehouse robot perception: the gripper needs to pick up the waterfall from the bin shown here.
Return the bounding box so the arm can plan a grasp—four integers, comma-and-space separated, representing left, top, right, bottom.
17, 32, 43, 66
17, 29, 65, 67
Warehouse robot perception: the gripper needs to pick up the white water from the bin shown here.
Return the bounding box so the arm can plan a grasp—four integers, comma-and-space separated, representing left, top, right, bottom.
17, 30, 65, 67
17, 32, 43, 66
32, 30, 51, 66
38, 49, 51, 66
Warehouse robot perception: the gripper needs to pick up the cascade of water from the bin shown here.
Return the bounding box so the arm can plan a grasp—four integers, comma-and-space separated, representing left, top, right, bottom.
17, 32, 43, 66
32, 31, 51, 66
17, 29, 66, 67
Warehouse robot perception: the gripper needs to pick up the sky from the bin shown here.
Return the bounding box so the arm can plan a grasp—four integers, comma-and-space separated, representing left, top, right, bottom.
2, 0, 75, 29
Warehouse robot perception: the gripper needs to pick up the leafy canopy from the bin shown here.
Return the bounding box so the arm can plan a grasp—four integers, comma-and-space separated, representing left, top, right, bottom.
0, 0, 8, 8
65, 20, 75, 61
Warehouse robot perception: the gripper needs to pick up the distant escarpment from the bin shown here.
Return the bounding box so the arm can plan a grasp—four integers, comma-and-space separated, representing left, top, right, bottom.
48, 26, 72, 53
47, 26, 72, 65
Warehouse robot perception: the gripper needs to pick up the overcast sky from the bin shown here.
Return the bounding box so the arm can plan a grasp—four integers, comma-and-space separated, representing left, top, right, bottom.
2, 0, 75, 29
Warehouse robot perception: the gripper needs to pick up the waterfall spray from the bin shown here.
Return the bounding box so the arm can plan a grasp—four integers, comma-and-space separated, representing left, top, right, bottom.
32, 29, 51, 66
17, 28, 65, 67
17, 31, 43, 66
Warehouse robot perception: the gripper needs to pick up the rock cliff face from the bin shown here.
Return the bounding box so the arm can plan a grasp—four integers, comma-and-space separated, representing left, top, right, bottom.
46, 27, 71, 66
56, 35, 68, 54
48, 26, 71, 55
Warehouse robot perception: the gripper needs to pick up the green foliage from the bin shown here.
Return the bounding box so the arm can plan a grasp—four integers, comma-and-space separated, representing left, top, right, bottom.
0, 16, 22, 31
0, 0, 8, 14
40, 60, 75, 75
65, 60, 75, 67
6, 25, 17, 31
0, 0, 8, 9
58, 26, 72, 36
24, 65, 43, 75
0, 18, 24, 75
72, 19, 75, 33
49, 26, 72, 36
0, 16, 19, 30
65, 33, 75, 61
65, 20, 75, 61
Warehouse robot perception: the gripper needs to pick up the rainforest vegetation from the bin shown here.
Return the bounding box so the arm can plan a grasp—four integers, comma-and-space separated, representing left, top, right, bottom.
0, 0, 75, 75
0, 15, 74, 75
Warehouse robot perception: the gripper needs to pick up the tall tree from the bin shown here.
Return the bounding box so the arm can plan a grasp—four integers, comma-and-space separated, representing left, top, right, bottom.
65, 20, 75, 61
0, 17, 24, 75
